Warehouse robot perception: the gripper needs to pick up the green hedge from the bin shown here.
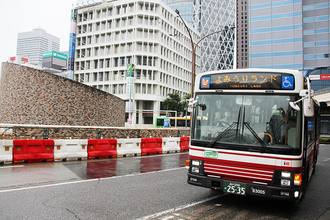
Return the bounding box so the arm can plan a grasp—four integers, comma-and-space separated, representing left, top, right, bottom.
320, 137, 330, 143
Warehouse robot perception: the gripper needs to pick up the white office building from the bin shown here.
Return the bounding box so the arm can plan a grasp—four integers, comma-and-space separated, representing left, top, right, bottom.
73, 0, 200, 127
16, 28, 60, 66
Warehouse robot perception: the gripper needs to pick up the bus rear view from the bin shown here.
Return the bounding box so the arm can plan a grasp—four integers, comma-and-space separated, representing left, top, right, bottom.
187, 69, 320, 202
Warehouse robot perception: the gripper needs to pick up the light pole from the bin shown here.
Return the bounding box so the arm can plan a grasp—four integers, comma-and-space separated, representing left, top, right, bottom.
172, 9, 235, 98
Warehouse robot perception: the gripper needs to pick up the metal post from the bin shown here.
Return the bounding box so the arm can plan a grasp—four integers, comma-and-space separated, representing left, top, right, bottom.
173, 10, 235, 99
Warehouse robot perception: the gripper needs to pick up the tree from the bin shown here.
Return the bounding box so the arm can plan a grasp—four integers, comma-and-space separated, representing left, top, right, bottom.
161, 93, 190, 116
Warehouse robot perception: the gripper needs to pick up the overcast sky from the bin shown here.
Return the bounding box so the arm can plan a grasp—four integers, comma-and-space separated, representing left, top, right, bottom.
0, 0, 78, 69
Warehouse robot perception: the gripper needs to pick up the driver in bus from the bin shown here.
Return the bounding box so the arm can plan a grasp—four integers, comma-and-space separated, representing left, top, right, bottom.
219, 106, 235, 125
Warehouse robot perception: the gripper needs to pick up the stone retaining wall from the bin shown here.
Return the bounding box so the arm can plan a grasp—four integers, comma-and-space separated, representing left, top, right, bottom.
0, 62, 125, 127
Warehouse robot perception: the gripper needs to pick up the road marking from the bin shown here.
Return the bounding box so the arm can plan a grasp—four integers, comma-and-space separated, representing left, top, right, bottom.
135, 195, 222, 220
0, 165, 24, 169
0, 167, 185, 194
321, 158, 330, 162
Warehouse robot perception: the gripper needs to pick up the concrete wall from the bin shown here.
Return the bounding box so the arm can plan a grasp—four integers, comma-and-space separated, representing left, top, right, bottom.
0, 62, 125, 127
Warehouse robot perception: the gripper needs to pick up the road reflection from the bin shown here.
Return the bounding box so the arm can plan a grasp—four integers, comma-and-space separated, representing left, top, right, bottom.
82, 153, 189, 179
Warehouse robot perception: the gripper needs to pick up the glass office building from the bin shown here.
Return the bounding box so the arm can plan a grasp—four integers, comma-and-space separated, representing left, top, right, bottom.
162, 0, 194, 24
164, 0, 236, 72
249, 0, 330, 71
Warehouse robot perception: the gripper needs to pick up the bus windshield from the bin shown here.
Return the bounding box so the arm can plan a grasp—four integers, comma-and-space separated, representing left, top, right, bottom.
192, 94, 302, 153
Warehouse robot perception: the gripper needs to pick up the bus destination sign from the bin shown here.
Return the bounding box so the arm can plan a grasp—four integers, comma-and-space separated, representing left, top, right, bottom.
200, 72, 295, 90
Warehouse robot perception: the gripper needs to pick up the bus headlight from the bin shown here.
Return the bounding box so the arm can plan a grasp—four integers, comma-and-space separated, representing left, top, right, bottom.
191, 166, 200, 173
281, 171, 291, 178
281, 179, 291, 186
192, 160, 200, 166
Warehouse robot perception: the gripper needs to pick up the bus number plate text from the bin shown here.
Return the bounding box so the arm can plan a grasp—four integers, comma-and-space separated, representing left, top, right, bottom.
223, 181, 246, 196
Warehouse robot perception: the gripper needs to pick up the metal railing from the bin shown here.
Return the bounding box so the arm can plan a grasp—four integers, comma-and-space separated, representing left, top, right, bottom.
315, 88, 330, 96
0, 125, 189, 140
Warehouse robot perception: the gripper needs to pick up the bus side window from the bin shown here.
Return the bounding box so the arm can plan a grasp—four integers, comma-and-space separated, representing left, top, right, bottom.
307, 117, 315, 144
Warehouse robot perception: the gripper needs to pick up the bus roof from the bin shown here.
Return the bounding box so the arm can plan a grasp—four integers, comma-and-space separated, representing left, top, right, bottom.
195, 68, 305, 94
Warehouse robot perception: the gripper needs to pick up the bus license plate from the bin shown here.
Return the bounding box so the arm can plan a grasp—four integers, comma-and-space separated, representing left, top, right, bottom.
223, 181, 246, 196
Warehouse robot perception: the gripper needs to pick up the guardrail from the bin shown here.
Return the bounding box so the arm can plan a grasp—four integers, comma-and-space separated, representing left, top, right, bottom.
0, 124, 190, 140
315, 88, 330, 96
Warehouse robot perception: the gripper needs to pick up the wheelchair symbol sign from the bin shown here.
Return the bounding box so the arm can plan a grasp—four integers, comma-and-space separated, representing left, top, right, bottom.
281, 76, 294, 89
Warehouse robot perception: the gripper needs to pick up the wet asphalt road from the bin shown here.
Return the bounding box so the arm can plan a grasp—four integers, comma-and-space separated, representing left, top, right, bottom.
0, 152, 189, 189
0, 147, 329, 219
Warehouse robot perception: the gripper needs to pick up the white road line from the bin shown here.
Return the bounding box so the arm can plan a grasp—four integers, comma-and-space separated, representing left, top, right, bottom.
135, 195, 222, 220
0, 165, 24, 169
321, 158, 330, 162
0, 167, 185, 194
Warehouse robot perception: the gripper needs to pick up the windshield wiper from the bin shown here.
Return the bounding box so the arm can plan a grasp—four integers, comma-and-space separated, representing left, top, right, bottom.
208, 106, 242, 148
239, 106, 268, 152
243, 122, 268, 153
208, 122, 238, 148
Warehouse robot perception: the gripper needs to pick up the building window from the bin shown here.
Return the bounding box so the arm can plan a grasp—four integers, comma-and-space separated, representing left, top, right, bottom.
93, 72, 97, 82
120, 57, 125, 66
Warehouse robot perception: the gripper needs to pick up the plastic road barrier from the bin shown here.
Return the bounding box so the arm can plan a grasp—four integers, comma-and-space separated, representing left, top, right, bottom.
54, 139, 88, 161
0, 140, 14, 164
13, 139, 54, 163
117, 138, 141, 157
141, 138, 163, 155
180, 137, 190, 152
162, 137, 180, 153
88, 139, 117, 159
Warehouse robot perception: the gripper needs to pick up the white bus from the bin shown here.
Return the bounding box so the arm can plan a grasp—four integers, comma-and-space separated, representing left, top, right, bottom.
187, 69, 320, 202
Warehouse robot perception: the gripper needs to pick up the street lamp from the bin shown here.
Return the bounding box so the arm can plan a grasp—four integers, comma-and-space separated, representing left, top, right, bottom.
172, 9, 235, 98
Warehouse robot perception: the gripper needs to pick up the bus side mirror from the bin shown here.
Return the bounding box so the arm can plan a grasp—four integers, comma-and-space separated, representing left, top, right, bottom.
289, 89, 315, 117
303, 97, 314, 117
289, 77, 317, 117
289, 86, 318, 117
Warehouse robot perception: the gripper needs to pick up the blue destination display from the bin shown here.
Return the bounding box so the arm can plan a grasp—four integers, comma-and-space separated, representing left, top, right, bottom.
200, 72, 295, 90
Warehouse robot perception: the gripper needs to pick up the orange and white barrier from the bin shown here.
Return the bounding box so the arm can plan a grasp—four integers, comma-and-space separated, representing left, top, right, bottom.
180, 137, 190, 152
54, 139, 88, 161
117, 138, 141, 157
13, 139, 54, 163
88, 139, 117, 159
141, 138, 163, 155
0, 137, 190, 164
0, 140, 14, 164
162, 137, 180, 153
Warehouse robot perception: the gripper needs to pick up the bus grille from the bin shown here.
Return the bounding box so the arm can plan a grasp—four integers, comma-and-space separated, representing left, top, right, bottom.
204, 161, 274, 183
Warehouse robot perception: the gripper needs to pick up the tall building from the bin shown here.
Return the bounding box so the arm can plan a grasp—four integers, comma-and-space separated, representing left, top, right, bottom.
163, 0, 194, 25
73, 0, 200, 127
236, 0, 249, 69
16, 28, 60, 65
194, 0, 236, 72
164, 0, 236, 72
248, 0, 330, 71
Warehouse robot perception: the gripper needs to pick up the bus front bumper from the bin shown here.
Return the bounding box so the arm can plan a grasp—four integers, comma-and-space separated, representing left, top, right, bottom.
187, 173, 302, 202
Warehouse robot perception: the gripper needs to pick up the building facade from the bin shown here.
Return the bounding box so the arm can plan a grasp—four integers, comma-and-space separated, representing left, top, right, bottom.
73, 0, 200, 127
42, 51, 68, 71
248, 0, 330, 70
163, 0, 236, 72
194, 0, 236, 72
163, 0, 194, 25
16, 28, 60, 66
236, 0, 249, 69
